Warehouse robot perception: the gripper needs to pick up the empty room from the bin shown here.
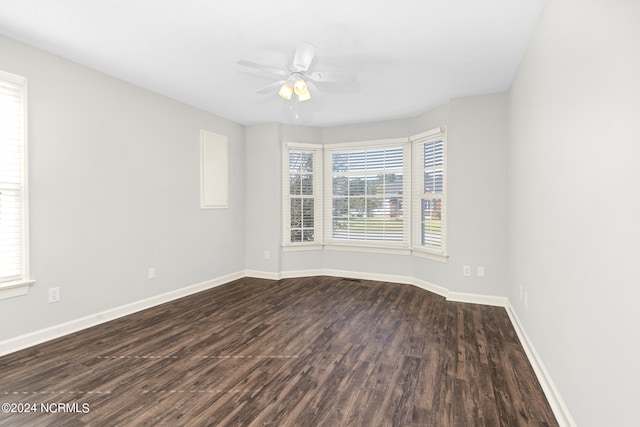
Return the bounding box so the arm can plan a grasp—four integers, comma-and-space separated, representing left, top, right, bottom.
0, 0, 638, 426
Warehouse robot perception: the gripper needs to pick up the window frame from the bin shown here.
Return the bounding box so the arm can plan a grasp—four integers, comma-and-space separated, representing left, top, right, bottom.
323, 138, 411, 251
411, 127, 448, 261
0, 70, 34, 299
281, 142, 323, 249
281, 127, 447, 262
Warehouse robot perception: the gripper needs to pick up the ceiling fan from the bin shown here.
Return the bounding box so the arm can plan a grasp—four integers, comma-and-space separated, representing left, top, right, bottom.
237, 43, 356, 103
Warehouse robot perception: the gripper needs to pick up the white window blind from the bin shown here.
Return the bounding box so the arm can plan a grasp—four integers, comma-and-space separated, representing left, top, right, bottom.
0, 70, 29, 286
282, 143, 322, 245
325, 140, 410, 247
412, 128, 446, 255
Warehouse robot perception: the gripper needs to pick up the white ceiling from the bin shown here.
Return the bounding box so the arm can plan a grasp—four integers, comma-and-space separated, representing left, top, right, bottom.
0, 0, 545, 127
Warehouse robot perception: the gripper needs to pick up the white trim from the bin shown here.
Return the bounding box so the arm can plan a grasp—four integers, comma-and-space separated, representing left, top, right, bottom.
279, 269, 325, 279
412, 277, 450, 298
321, 269, 416, 286
244, 269, 282, 281
0, 280, 35, 300
199, 130, 229, 209
411, 127, 447, 256
448, 291, 508, 307
412, 249, 449, 263
284, 141, 322, 149
282, 142, 323, 246
0, 271, 244, 357
324, 244, 411, 256
324, 137, 408, 150
281, 245, 323, 252
324, 140, 411, 248
0, 70, 31, 291
505, 302, 577, 427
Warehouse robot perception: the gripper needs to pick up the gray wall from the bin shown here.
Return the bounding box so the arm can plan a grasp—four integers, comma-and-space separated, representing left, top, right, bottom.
0, 35, 246, 341
508, 0, 640, 425
273, 94, 509, 298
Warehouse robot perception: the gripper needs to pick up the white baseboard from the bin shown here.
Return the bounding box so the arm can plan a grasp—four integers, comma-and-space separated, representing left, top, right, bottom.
412, 277, 450, 299
448, 291, 508, 307
279, 269, 325, 279
244, 269, 282, 280
0, 270, 245, 357
505, 302, 576, 427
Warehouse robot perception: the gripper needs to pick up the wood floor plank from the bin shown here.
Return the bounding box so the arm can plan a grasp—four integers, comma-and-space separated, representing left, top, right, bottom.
0, 276, 558, 426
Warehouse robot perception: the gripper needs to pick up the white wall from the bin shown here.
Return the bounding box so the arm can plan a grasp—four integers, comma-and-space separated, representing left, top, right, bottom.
0, 35, 246, 342
508, 0, 640, 425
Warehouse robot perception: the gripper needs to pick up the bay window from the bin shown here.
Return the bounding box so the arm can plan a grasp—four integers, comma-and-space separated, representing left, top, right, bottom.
281, 128, 447, 260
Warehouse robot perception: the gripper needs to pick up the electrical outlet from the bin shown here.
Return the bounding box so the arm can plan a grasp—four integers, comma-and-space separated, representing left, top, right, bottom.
477, 266, 485, 277
463, 265, 471, 277
264, 250, 270, 260
148, 267, 156, 279
48, 287, 60, 303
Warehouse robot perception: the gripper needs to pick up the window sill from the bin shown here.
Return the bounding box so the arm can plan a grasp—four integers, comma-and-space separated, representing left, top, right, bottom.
281, 243, 449, 263
412, 249, 449, 263
324, 244, 411, 256
0, 279, 35, 300
282, 244, 324, 252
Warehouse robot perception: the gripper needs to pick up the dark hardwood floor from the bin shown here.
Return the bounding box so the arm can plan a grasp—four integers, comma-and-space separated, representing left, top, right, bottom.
0, 276, 557, 426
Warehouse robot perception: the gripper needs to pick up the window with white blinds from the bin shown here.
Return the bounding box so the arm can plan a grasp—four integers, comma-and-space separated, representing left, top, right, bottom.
282, 129, 446, 259
282, 143, 322, 246
412, 128, 446, 255
324, 140, 410, 247
0, 70, 29, 289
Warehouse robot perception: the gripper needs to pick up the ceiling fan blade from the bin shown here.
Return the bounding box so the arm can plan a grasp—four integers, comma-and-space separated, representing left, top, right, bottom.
256, 81, 286, 94
308, 70, 357, 83
292, 43, 316, 72
236, 60, 287, 77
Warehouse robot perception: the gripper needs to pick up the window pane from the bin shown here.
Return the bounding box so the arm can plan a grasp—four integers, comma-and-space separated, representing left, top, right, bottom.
329, 145, 406, 244
424, 169, 443, 194
333, 197, 348, 217
349, 197, 366, 218
382, 147, 404, 169
291, 229, 302, 242
302, 198, 314, 228
290, 198, 302, 228
301, 175, 313, 195
348, 151, 366, 171
383, 173, 403, 197
366, 175, 380, 195
303, 230, 314, 242
289, 175, 301, 195
424, 140, 444, 168
421, 198, 443, 248
289, 151, 302, 172
348, 176, 366, 195
290, 151, 313, 172
333, 217, 348, 239
332, 152, 348, 172
0, 189, 22, 280
333, 176, 348, 196
300, 152, 313, 172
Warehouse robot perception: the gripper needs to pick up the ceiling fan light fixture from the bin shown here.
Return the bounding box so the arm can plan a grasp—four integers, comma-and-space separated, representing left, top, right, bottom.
293, 77, 311, 101
293, 78, 307, 95
297, 86, 311, 101
278, 82, 293, 100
